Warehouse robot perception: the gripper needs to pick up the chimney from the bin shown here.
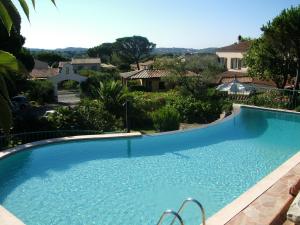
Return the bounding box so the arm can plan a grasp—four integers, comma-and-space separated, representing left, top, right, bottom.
238, 35, 242, 43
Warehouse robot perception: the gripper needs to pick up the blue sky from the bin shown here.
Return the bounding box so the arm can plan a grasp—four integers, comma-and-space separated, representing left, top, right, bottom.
20, 0, 300, 49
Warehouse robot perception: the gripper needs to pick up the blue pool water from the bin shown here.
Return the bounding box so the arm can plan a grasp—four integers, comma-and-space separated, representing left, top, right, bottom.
1, 107, 300, 225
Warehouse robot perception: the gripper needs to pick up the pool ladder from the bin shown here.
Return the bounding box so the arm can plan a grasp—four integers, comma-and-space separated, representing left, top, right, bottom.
156, 198, 206, 225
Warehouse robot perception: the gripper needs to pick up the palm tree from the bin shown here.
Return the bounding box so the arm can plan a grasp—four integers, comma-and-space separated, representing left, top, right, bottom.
96, 80, 128, 116
0, 0, 56, 132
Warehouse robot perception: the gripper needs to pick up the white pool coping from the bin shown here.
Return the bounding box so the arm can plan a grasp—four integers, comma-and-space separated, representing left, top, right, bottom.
0, 206, 24, 225
1, 104, 300, 225
0, 132, 142, 160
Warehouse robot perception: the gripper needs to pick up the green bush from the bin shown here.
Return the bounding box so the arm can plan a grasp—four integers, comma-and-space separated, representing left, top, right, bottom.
26, 80, 55, 104
251, 91, 290, 109
128, 90, 224, 129
128, 91, 168, 128
80, 71, 119, 98
59, 80, 79, 90
294, 106, 300, 112
169, 95, 221, 123
221, 101, 233, 115
152, 105, 180, 131
47, 100, 123, 132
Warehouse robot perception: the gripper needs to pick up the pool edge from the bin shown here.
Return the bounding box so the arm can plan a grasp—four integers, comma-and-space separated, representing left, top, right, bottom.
0, 132, 142, 161
1, 105, 300, 225
0, 206, 25, 225
206, 151, 300, 225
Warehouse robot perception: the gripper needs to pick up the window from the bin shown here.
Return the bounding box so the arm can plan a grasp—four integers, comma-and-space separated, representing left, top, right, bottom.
159, 81, 166, 90
66, 67, 70, 74
241, 59, 246, 68
145, 80, 152, 91
219, 57, 228, 69
230, 58, 242, 70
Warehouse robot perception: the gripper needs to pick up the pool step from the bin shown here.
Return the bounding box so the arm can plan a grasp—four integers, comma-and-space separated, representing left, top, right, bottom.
156, 198, 206, 225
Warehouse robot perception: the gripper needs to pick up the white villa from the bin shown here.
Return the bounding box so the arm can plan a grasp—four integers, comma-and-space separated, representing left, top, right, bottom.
58, 58, 102, 73
216, 41, 276, 88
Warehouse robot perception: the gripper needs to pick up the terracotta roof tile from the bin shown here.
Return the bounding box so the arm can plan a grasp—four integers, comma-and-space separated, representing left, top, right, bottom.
217, 41, 251, 53
120, 69, 170, 79
30, 68, 59, 78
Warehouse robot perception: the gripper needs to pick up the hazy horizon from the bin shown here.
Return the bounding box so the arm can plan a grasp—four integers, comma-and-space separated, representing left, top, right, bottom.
20, 0, 300, 49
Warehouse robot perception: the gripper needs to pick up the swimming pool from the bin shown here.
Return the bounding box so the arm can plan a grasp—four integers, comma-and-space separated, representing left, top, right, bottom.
1, 107, 300, 225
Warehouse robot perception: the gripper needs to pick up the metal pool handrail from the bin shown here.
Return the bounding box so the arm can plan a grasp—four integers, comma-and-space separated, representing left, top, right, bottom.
170, 198, 206, 225
157, 210, 184, 225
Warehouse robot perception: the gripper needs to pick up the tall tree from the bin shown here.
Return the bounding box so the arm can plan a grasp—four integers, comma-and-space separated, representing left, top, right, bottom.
87, 43, 114, 63
114, 36, 156, 70
245, 6, 300, 90
245, 38, 292, 88
34, 51, 69, 67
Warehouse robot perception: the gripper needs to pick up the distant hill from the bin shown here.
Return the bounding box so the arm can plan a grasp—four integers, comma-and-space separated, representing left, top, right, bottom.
153, 47, 217, 55
30, 47, 88, 59
29, 47, 218, 59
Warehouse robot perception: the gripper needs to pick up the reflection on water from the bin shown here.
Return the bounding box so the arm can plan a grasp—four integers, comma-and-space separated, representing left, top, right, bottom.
127, 139, 132, 158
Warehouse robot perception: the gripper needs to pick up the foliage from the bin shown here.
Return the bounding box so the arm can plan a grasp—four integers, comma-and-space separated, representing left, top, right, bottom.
0, 0, 55, 133
95, 80, 128, 117
87, 43, 114, 63
114, 36, 156, 70
47, 100, 123, 131
128, 91, 169, 128
230, 90, 292, 109
169, 95, 222, 123
0, 50, 21, 132
251, 91, 290, 109
34, 51, 69, 67
221, 100, 233, 115
245, 38, 291, 88
58, 80, 79, 90
26, 80, 55, 104
128, 90, 225, 130
295, 105, 300, 112
155, 54, 224, 97
245, 6, 300, 88
80, 71, 119, 98
152, 105, 180, 131
184, 53, 225, 74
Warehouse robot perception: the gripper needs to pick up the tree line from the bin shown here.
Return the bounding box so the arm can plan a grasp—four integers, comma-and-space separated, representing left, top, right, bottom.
87, 36, 156, 70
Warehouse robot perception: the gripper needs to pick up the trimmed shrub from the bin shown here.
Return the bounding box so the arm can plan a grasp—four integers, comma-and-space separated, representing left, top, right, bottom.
152, 105, 180, 131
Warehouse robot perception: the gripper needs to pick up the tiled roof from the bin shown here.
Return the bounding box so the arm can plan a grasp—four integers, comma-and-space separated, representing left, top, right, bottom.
217, 41, 251, 53
217, 71, 249, 83
120, 69, 170, 79
71, 58, 101, 65
216, 71, 277, 87
120, 69, 199, 79
30, 68, 59, 78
